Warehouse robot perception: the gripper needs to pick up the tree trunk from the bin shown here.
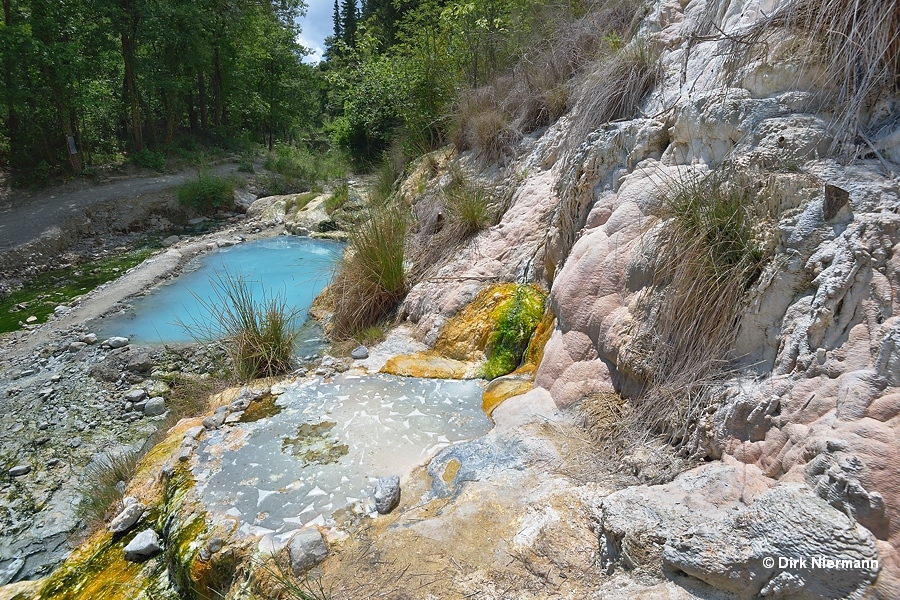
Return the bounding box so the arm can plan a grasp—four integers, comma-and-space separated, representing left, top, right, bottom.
198, 71, 208, 129
121, 27, 142, 151
3, 0, 18, 171
187, 92, 198, 132
212, 47, 223, 127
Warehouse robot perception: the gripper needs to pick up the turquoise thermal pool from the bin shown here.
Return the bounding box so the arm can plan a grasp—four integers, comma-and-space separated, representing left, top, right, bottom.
97, 236, 342, 344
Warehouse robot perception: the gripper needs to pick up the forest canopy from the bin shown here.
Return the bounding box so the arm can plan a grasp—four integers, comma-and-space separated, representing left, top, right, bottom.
0, 0, 638, 183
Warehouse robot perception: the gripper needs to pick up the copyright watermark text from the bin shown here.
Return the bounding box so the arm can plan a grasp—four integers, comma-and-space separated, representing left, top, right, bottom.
762, 556, 879, 570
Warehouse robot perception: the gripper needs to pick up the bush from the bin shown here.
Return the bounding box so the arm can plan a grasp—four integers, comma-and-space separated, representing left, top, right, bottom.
482, 285, 546, 380
177, 171, 235, 211
180, 271, 302, 381
265, 144, 349, 187
443, 173, 497, 239
331, 205, 408, 339
132, 148, 166, 171
237, 154, 255, 173
367, 155, 402, 206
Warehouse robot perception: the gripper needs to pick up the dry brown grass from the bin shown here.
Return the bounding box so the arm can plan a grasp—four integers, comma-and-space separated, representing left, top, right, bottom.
331, 204, 408, 339
607, 170, 773, 457
565, 39, 661, 150
451, 0, 644, 162
728, 0, 900, 153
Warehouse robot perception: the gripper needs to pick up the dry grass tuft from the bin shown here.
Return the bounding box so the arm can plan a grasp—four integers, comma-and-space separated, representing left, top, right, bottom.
451, 1, 644, 162
728, 0, 900, 153
565, 39, 661, 150
331, 204, 408, 339
607, 170, 773, 457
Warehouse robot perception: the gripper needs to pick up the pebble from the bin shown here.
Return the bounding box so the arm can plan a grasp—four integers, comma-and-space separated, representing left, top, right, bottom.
8, 465, 32, 477
288, 528, 328, 576
125, 389, 148, 403
108, 502, 146, 534
202, 411, 227, 430
351, 345, 369, 360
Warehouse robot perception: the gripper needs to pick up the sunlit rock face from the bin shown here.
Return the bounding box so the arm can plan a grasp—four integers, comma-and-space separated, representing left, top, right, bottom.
193, 374, 492, 548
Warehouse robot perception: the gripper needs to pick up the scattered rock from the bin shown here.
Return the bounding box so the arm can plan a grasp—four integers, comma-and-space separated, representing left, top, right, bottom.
143, 397, 166, 416
124, 389, 148, 403
146, 380, 170, 397
161, 235, 181, 247
67, 341, 87, 352
103, 336, 129, 349
108, 503, 145, 534
202, 411, 227, 430
126, 352, 154, 373
374, 475, 401, 514
233, 190, 258, 213
177, 447, 193, 462
81, 333, 98, 344
25, 316, 37, 323
8, 465, 31, 477
123, 529, 161, 561
351, 345, 369, 360
288, 528, 328, 576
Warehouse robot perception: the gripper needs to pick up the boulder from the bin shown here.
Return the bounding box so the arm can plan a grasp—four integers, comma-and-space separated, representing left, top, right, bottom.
123, 529, 161, 561
108, 502, 145, 534
143, 397, 166, 416
288, 528, 328, 575
103, 336, 129, 349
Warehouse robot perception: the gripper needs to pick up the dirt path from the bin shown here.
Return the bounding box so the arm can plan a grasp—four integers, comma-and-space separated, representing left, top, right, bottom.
0, 162, 239, 253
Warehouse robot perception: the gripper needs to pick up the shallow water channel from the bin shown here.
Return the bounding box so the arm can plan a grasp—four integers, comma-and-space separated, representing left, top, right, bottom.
195, 373, 492, 547
96, 236, 342, 344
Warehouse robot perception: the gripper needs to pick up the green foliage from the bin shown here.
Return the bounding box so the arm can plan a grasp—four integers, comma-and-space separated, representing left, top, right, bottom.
180, 272, 302, 381
2, 0, 314, 183
176, 171, 235, 211
75, 449, 142, 529
237, 154, 256, 173
325, 180, 350, 214
331, 204, 408, 338
367, 154, 403, 206
0, 246, 154, 334
482, 285, 545, 380
265, 145, 349, 188
131, 149, 166, 171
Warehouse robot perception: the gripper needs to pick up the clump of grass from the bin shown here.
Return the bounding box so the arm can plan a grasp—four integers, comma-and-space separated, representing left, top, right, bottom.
75, 449, 142, 531
325, 181, 350, 214
331, 205, 408, 339
238, 154, 256, 173
284, 191, 320, 215
728, 0, 899, 153
621, 170, 772, 453
367, 155, 402, 206
482, 285, 546, 380
252, 556, 329, 600
177, 170, 236, 211
179, 271, 302, 381
443, 175, 496, 239
565, 39, 660, 149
